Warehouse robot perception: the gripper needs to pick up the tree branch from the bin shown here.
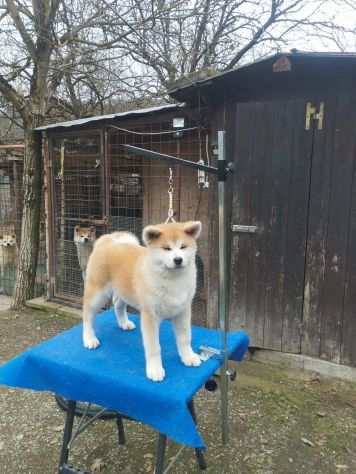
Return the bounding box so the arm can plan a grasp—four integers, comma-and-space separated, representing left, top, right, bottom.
6, 0, 37, 61
0, 72, 29, 124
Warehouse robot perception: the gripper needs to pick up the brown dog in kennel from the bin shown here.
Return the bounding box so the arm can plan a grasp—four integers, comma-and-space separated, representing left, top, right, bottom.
73, 225, 96, 280
0, 226, 17, 294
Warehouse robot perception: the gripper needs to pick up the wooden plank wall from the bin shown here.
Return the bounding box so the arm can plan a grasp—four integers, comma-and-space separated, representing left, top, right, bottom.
230, 99, 312, 352
303, 91, 356, 365
230, 89, 356, 366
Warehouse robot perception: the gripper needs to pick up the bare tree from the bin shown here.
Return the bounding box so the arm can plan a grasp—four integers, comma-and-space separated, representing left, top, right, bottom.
0, 0, 171, 307
118, 0, 353, 91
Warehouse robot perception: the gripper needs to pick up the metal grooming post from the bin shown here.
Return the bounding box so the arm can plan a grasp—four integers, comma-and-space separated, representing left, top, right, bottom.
217, 130, 229, 445
121, 132, 233, 445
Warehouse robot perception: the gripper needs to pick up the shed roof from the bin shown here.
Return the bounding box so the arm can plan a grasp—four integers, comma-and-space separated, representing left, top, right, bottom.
169, 51, 356, 102
36, 103, 184, 132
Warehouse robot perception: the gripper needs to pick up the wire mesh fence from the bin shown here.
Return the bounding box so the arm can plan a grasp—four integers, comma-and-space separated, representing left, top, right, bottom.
0, 152, 46, 297
48, 116, 215, 326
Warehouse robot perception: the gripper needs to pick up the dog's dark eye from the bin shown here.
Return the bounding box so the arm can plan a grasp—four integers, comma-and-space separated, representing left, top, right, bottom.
163, 246, 171, 251
181, 244, 187, 249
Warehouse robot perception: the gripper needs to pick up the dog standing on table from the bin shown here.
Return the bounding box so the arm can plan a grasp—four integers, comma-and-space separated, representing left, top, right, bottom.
74, 225, 96, 280
0, 233, 17, 293
82, 221, 202, 382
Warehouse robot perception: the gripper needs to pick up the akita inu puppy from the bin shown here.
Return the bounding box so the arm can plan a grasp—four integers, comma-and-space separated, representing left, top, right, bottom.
74, 225, 96, 280
0, 233, 17, 293
82, 221, 202, 382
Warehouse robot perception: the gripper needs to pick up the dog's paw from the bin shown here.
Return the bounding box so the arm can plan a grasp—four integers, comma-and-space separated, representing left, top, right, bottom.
146, 364, 166, 382
119, 320, 136, 331
181, 352, 202, 367
83, 334, 100, 349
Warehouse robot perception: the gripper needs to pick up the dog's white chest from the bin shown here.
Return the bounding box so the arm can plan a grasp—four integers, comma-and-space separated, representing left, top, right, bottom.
151, 276, 194, 319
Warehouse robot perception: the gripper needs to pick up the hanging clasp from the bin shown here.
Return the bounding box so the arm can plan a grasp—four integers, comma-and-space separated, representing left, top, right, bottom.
165, 167, 176, 223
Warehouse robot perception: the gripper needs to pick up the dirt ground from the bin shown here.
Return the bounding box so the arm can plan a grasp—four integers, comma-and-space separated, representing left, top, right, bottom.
0, 307, 356, 474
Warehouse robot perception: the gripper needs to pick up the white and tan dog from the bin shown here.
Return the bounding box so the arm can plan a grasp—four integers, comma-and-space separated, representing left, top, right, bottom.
82, 221, 202, 381
74, 225, 96, 280
0, 233, 17, 293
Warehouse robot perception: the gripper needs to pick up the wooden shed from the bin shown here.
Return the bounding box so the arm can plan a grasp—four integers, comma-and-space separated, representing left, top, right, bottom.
171, 51, 356, 367
38, 103, 215, 326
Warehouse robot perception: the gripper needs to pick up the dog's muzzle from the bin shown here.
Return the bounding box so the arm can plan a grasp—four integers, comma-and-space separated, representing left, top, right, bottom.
174, 257, 183, 267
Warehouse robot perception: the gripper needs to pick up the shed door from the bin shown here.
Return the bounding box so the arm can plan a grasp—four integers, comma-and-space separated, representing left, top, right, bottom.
230, 99, 313, 352
51, 133, 106, 303
302, 93, 356, 365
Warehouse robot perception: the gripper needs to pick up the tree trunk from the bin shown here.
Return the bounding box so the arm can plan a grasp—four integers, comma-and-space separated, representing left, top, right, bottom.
11, 125, 42, 308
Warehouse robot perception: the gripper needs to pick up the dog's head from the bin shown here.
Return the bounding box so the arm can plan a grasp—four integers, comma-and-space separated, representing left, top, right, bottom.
142, 221, 201, 270
0, 233, 17, 247
74, 226, 96, 244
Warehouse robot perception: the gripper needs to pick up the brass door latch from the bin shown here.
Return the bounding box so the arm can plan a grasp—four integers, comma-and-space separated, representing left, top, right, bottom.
305, 102, 324, 130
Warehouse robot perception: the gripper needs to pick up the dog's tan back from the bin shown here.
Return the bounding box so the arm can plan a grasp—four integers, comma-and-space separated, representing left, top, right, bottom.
86, 232, 145, 306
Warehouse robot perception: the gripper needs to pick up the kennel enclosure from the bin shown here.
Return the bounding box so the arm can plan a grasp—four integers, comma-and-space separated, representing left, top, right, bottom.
0, 144, 46, 296
39, 104, 217, 327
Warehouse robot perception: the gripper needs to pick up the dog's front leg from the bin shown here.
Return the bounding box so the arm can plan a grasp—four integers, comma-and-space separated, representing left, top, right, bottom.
141, 310, 165, 382
173, 307, 201, 367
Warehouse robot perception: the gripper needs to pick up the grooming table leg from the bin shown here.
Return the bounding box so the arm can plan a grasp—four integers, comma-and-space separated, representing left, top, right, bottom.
188, 400, 207, 470
155, 433, 167, 474
58, 400, 77, 473
116, 415, 126, 445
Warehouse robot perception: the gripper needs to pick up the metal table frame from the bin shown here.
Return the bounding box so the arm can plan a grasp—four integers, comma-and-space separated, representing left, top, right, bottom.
56, 395, 207, 474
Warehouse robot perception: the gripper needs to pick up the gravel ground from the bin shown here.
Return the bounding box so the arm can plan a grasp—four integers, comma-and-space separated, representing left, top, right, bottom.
0, 307, 356, 474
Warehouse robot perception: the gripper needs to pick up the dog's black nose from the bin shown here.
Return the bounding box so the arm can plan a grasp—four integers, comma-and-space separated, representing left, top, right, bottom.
174, 257, 183, 266
83, 237, 88, 242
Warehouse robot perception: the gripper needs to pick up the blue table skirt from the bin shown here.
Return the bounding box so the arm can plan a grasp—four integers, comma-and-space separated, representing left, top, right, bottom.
0, 310, 249, 448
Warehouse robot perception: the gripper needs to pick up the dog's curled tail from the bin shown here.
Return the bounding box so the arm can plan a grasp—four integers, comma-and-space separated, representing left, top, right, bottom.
93, 231, 140, 249
110, 231, 140, 246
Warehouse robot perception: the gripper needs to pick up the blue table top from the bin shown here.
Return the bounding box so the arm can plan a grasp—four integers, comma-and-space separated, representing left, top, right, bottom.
0, 309, 249, 448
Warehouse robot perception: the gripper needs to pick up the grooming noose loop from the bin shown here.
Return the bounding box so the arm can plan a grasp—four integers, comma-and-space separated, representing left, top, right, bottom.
165, 167, 176, 223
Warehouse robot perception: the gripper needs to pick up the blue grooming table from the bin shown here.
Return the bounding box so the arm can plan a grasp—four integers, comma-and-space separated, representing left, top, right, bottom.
0, 309, 249, 472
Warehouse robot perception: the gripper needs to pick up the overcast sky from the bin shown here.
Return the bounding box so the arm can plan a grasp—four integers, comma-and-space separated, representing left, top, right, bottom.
282, 1, 356, 52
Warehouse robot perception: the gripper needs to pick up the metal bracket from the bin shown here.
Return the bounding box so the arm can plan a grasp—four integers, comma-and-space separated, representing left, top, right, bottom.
232, 224, 258, 234
59, 465, 91, 474
199, 345, 221, 362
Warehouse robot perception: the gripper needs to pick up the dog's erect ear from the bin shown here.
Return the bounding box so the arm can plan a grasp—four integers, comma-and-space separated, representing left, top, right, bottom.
89, 226, 96, 236
74, 225, 80, 233
143, 225, 162, 245
0, 235, 3, 240
184, 221, 202, 240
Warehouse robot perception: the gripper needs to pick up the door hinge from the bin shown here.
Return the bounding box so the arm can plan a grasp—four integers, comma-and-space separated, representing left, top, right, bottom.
305, 102, 324, 131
